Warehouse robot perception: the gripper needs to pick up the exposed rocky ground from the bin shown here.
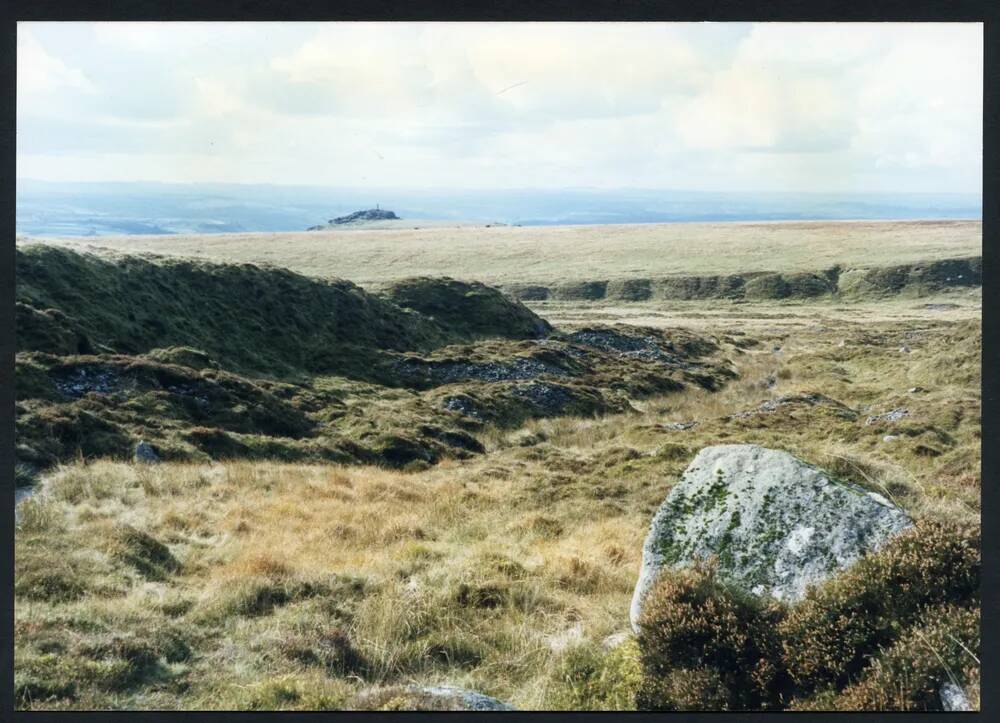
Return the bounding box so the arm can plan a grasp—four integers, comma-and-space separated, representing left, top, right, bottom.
14, 245, 735, 474
307, 208, 400, 230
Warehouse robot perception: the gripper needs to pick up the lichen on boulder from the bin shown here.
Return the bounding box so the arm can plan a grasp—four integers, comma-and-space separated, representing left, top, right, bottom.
630, 444, 912, 630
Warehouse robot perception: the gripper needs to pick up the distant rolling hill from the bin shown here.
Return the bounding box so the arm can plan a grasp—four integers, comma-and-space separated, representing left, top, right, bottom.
16, 180, 981, 237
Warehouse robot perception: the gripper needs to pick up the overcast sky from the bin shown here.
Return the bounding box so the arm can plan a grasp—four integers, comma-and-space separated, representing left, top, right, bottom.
17, 22, 983, 194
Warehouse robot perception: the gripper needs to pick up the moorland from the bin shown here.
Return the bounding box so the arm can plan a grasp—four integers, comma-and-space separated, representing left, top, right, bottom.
13, 219, 981, 711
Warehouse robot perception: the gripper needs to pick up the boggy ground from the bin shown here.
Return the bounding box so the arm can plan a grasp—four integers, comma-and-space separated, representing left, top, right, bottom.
14, 281, 980, 710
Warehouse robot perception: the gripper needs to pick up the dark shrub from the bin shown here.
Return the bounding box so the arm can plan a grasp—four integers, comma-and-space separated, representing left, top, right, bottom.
833, 604, 979, 711
636, 563, 787, 710
779, 520, 979, 692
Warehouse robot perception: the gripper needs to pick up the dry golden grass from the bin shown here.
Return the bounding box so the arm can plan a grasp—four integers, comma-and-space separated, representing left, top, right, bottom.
26, 219, 981, 286
531, 287, 982, 332
14, 295, 980, 710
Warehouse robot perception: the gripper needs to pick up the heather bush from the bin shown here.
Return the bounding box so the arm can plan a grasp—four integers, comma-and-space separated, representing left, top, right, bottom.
832, 604, 979, 711
635, 563, 787, 710
779, 520, 979, 692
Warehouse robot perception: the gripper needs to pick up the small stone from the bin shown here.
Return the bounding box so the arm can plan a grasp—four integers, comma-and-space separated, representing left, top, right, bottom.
908, 387, 924, 394
546, 622, 585, 652
421, 686, 515, 711
355, 685, 516, 711
602, 631, 631, 650
883, 435, 899, 443
865, 408, 909, 425
899, 346, 911, 354
134, 440, 160, 464
939, 681, 972, 711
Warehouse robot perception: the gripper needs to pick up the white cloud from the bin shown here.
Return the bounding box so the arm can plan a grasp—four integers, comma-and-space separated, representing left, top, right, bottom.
17, 26, 93, 94
15, 21, 983, 193
851, 24, 982, 176
674, 24, 878, 153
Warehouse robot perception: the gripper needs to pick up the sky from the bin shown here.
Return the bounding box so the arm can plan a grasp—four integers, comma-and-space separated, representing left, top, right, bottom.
17, 22, 983, 194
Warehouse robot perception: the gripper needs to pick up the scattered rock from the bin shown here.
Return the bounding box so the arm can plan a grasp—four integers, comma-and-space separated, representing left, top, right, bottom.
440, 395, 485, 420
907, 387, 925, 394
353, 684, 515, 711
602, 631, 631, 650
511, 381, 576, 415
899, 346, 911, 354
567, 328, 676, 364
882, 435, 900, 443
865, 408, 909, 425
728, 393, 858, 421
923, 303, 960, 312
662, 421, 697, 431
630, 444, 912, 630
327, 208, 399, 226
52, 364, 129, 398
418, 686, 515, 711
939, 681, 972, 711
395, 356, 567, 385
134, 440, 160, 464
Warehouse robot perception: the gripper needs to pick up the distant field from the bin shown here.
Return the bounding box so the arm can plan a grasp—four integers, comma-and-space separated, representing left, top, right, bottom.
24, 219, 981, 287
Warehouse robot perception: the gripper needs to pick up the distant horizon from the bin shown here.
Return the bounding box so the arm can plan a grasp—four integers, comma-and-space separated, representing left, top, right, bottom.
16, 181, 981, 237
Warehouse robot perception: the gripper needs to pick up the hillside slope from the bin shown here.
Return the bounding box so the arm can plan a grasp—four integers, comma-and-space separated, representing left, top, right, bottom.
14, 246, 734, 472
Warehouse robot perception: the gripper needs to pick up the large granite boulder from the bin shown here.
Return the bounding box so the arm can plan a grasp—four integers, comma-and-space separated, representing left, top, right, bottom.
630, 444, 912, 630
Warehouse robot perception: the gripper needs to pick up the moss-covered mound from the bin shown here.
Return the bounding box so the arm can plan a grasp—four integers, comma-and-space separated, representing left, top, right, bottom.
382, 276, 551, 341
502, 257, 980, 303
16, 245, 453, 378
837, 256, 981, 298
15, 246, 736, 471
